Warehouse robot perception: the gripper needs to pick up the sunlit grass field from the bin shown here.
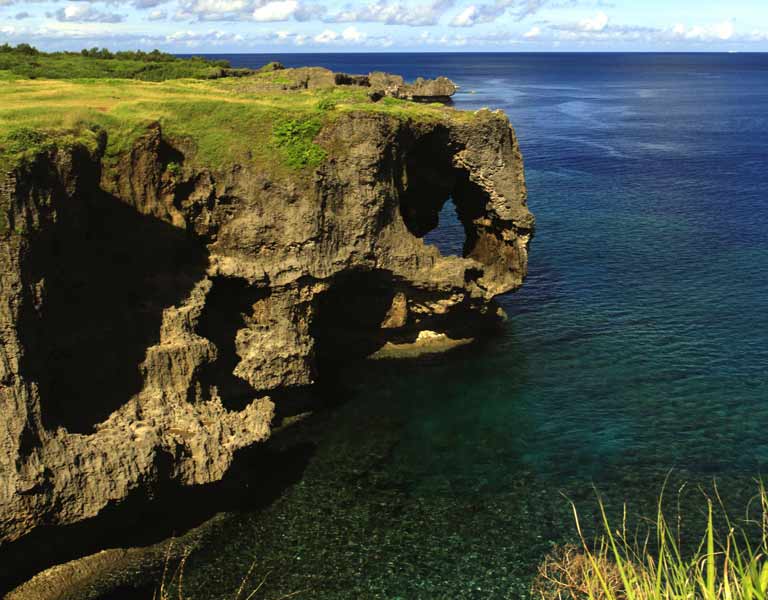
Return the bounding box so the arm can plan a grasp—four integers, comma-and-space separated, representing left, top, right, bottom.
0, 72, 466, 175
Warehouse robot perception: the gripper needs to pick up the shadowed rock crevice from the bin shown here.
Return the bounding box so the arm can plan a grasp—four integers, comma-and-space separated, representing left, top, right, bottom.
23, 188, 207, 434
0, 440, 315, 598
310, 270, 398, 374
195, 277, 270, 411
453, 170, 496, 263
399, 128, 457, 240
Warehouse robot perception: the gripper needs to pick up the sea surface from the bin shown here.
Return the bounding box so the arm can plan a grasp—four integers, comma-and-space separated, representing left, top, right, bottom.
178, 53, 768, 598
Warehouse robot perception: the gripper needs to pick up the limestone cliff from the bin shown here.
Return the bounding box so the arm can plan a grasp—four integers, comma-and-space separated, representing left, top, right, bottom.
0, 88, 533, 554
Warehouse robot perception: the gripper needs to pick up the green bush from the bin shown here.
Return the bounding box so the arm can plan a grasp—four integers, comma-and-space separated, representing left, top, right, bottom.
316, 98, 337, 112
257, 61, 285, 73
1, 127, 49, 154
166, 161, 182, 177
271, 117, 327, 170
0, 44, 238, 81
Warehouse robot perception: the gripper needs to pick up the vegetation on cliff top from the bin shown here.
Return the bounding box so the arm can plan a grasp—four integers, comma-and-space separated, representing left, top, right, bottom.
0, 43, 249, 81
0, 46, 477, 175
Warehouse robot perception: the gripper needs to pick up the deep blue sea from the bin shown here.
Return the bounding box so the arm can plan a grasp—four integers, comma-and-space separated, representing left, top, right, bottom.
179, 54, 768, 599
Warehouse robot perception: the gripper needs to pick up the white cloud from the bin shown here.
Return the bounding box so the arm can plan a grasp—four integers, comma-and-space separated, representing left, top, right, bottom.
579, 11, 608, 32
313, 28, 337, 42
417, 30, 471, 45
449, 0, 548, 27
712, 20, 734, 40
147, 8, 167, 19
450, 5, 478, 27
523, 25, 540, 38
176, 0, 250, 21
174, 0, 322, 23
341, 25, 365, 41
191, 0, 248, 13
53, 4, 125, 23
165, 29, 245, 46
325, 0, 455, 27
299, 25, 394, 46
133, 0, 169, 9
64, 5, 87, 19
0, 22, 170, 45
252, 0, 298, 21
672, 20, 735, 41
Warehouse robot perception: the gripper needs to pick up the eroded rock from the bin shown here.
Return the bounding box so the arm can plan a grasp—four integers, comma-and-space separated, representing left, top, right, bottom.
0, 104, 533, 563
369, 71, 458, 102
259, 66, 458, 103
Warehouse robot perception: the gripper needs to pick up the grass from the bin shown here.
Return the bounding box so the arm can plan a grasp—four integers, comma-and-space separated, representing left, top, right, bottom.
0, 45, 481, 175
0, 75, 470, 174
532, 482, 768, 600
155, 545, 305, 600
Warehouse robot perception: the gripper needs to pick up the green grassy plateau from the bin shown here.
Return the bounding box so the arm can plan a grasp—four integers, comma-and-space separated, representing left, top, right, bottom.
0, 44, 471, 176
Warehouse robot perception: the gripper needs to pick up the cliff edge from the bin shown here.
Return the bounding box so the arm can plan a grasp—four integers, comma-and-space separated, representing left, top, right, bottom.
0, 67, 533, 558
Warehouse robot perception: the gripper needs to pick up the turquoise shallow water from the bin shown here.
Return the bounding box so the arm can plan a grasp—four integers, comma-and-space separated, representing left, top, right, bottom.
175, 54, 768, 598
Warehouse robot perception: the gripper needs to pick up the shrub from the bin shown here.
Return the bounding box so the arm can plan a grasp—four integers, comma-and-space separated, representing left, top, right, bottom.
533, 544, 624, 600
1, 127, 49, 154
13, 43, 39, 56
316, 98, 337, 112
0, 46, 239, 81
271, 117, 327, 170
258, 61, 285, 73
166, 161, 182, 177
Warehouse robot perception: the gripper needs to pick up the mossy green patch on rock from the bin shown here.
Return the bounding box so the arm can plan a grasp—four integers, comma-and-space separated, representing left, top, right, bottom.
271, 116, 327, 170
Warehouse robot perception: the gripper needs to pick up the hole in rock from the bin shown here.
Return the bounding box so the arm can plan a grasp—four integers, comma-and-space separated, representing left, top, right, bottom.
23, 188, 208, 435
422, 196, 466, 257
195, 277, 269, 411
398, 129, 490, 261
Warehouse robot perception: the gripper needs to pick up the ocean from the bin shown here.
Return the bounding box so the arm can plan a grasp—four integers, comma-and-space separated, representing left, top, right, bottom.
176, 53, 768, 598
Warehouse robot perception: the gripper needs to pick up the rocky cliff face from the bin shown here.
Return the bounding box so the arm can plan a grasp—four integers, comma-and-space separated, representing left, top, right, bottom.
0, 107, 533, 549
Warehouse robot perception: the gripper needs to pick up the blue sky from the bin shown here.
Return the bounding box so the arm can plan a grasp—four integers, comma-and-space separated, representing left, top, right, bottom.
1, 0, 767, 52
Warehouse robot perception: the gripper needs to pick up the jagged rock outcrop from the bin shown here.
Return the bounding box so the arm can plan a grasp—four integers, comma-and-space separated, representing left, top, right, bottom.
368, 72, 458, 102
0, 105, 532, 555
265, 67, 458, 102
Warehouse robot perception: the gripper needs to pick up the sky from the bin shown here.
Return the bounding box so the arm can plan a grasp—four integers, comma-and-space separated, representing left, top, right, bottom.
1, 0, 768, 53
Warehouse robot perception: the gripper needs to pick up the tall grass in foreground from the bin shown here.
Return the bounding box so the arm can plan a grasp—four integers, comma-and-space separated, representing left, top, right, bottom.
153, 545, 304, 600
533, 483, 768, 600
